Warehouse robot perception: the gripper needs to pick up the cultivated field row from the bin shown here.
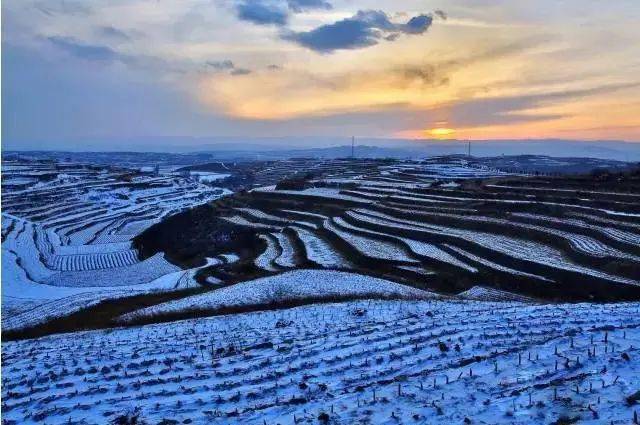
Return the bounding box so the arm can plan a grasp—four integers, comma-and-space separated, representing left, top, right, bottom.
2, 299, 638, 424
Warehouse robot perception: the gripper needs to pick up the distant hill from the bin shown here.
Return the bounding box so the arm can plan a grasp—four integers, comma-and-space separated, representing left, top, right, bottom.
5, 141, 639, 172
5, 138, 639, 161
187, 139, 640, 162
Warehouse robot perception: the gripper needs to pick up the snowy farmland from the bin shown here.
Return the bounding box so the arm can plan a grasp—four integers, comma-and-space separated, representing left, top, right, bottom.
144, 155, 640, 304
2, 154, 640, 425
119, 270, 436, 323
3, 155, 640, 328
1, 158, 229, 332
2, 299, 640, 424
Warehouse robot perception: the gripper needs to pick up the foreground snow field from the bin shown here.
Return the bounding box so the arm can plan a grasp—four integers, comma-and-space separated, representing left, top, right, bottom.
3, 299, 639, 424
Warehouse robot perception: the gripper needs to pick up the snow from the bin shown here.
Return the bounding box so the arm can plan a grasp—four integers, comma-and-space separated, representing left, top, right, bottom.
54, 241, 133, 255
48, 249, 139, 271
3, 157, 640, 424
458, 286, 538, 302
387, 189, 639, 217
291, 226, 352, 268
254, 186, 372, 204
468, 214, 640, 260
601, 209, 640, 218
42, 253, 180, 288
344, 211, 478, 272
190, 171, 231, 182
273, 232, 298, 268
221, 215, 279, 230
511, 212, 640, 247
3, 299, 639, 424
220, 253, 240, 264
350, 209, 640, 286
486, 184, 640, 198
119, 270, 435, 322
254, 234, 280, 272
1, 257, 203, 332
238, 207, 290, 223
1, 254, 222, 332
401, 238, 478, 272
602, 227, 640, 246
568, 212, 640, 231
280, 209, 328, 220
444, 244, 554, 282
1, 162, 231, 329
325, 218, 419, 263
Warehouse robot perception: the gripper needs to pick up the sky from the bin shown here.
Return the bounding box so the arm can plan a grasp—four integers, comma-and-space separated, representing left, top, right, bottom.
2, 0, 640, 150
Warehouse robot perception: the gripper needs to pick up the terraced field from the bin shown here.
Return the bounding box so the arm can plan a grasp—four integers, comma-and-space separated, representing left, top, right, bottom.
139, 157, 640, 304
4, 155, 640, 336
1, 159, 229, 332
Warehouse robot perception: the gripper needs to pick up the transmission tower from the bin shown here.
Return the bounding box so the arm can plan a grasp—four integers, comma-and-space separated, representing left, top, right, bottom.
351, 136, 355, 158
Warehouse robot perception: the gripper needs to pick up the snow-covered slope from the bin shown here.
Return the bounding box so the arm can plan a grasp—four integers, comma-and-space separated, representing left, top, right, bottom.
1, 159, 232, 330
3, 299, 639, 424
120, 270, 435, 322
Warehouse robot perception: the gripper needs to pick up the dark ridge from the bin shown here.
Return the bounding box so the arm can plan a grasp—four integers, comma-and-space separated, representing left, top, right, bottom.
133, 202, 263, 269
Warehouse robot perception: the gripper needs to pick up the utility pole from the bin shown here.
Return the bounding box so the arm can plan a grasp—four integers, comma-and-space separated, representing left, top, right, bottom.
351, 136, 355, 159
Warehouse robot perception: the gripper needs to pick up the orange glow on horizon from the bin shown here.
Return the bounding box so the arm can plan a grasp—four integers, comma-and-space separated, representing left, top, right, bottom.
427, 128, 456, 138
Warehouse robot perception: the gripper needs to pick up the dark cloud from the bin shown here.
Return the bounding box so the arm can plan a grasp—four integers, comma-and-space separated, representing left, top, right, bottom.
287, 0, 332, 12
47, 36, 120, 61
300, 41, 540, 90
282, 10, 435, 53
434, 10, 447, 20
445, 96, 566, 127
398, 65, 449, 87
236, 0, 288, 26
402, 15, 433, 34
283, 18, 378, 52
391, 38, 550, 89
204, 60, 252, 76
231, 68, 252, 75
47, 36, 185, 75
260, 80, 638, 133
234, 0, 332, 27
430, 83, 640, 128
269, 94, 563, 132
99, 26, 131, 42
206, 60, 235, 71
444, 38, 550, 69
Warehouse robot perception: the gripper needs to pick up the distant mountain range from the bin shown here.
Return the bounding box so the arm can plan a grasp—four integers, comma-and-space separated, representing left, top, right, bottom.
5, 138, 640, 162
187, 139, 640, 162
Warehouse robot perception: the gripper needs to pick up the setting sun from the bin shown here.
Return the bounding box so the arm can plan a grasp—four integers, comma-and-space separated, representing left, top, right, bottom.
428, 128, 456, 138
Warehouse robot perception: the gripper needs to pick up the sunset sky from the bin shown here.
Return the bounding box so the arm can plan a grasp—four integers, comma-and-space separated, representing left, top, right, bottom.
3, 0, 640, 149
